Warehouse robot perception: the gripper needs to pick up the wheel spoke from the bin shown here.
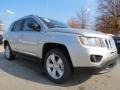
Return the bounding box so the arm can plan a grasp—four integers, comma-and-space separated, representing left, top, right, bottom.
57, 68, 63, 77
52, 69, 57, 78
57, 58, 63, 65
50, 53, 56, 63
47, 63, 54, 68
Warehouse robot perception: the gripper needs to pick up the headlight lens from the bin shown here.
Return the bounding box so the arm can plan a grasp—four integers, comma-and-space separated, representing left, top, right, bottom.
79, 36, 105, 47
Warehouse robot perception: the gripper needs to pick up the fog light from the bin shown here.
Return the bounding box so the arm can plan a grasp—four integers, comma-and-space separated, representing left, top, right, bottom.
90, 55, 102, 63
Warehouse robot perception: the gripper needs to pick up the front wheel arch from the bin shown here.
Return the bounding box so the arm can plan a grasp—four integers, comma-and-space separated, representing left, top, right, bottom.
42, 43, 73, 68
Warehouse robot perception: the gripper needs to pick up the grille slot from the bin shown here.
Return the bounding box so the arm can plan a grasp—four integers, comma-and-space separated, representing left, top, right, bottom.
104, 38, 116, 50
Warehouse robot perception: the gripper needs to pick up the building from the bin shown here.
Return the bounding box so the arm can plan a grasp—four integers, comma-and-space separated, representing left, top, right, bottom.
0, 21, 4, 35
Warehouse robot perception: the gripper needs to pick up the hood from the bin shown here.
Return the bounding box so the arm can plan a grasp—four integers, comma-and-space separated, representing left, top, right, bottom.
48, 28, 109, 38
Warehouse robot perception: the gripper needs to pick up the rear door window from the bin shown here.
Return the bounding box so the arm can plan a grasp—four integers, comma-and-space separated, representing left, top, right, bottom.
12, 20, 24, 31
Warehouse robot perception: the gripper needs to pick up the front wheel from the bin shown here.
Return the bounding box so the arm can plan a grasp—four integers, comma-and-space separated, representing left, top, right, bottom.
5, 44, 16, 60
44, 49, 73, 84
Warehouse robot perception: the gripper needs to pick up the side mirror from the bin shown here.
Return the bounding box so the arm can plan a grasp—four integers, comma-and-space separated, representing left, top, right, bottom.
28, 22, 41, 31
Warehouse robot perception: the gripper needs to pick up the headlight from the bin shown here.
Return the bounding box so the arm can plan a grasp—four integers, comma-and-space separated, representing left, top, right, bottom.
79, 36, 105, 47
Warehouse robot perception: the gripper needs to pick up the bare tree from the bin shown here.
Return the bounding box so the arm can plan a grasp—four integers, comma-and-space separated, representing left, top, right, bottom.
68, 17, 81, 29
68, 8, 90, 29
77, 8, 90, 29
96, 0, 120, 34
0, 20, 4, 31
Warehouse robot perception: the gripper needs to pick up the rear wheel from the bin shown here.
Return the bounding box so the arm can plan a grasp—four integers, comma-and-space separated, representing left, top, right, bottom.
5, 44, 16, 60
44, 49, 73, 84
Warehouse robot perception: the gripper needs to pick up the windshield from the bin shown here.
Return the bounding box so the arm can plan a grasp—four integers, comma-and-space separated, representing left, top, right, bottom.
39, 17, 68, 28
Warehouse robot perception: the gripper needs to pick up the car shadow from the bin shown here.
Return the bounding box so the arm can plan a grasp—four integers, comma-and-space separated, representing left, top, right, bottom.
0, 51, 93, 87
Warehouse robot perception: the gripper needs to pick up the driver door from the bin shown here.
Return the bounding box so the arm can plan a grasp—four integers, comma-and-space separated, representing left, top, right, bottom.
18, 18, 41, 56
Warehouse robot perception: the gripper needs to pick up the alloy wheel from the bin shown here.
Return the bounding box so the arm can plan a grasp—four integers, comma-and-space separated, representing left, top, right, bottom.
46, 53, 64, 79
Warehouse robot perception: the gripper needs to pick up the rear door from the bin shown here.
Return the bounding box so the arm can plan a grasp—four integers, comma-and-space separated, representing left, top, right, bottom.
9, 20, 24, 51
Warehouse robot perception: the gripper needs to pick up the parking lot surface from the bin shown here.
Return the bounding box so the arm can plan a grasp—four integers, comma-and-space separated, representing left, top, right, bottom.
0, 45, 120, 90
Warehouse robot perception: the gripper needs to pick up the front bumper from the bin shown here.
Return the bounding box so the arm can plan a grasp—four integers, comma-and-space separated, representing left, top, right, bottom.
75, 57, 118, 73
91, 55, 118, 70
67, 43, 118, 67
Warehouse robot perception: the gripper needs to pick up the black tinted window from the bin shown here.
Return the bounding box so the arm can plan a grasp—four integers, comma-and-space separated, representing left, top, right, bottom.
23, 18, 39, 31
12, 20, 23, 31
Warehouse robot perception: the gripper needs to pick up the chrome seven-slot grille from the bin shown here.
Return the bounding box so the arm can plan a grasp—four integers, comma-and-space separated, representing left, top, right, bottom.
104, 38, 116, 50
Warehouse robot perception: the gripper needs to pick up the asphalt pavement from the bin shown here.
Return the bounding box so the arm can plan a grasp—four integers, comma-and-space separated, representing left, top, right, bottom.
0, 45, 120, 90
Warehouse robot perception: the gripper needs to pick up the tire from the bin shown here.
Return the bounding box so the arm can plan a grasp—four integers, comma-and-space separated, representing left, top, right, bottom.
44, 49, 73, 84
4, 43, 16, 60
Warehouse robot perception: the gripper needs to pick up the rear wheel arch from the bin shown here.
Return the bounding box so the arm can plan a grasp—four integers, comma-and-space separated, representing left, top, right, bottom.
4, 40, 9, 49
4, 40, 16, 60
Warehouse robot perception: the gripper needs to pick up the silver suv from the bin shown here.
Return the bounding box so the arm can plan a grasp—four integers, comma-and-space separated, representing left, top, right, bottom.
3, 15, 118, 83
